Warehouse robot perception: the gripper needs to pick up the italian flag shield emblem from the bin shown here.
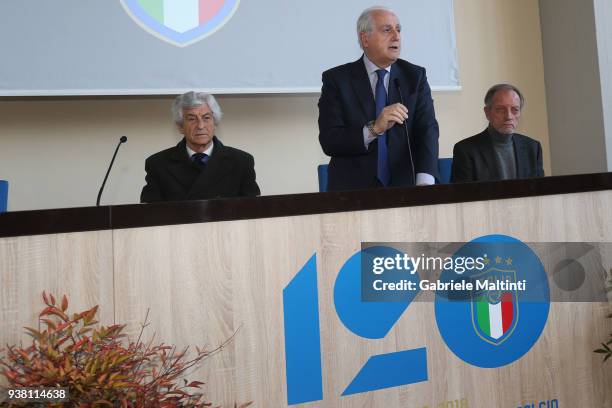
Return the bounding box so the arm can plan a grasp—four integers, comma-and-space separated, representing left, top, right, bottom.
471, 269, 519, 345
121, 0, 241, 47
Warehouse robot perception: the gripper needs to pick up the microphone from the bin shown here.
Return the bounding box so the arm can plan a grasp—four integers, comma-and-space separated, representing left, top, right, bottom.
394, 78, 416, 185
96, 136, 127, 206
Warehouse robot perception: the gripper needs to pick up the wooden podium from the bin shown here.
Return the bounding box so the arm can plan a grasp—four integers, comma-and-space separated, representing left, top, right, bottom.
1, 173, 611, 407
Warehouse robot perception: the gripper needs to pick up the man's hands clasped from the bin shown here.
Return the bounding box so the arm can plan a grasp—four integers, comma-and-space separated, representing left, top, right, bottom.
372, 103, 409, 135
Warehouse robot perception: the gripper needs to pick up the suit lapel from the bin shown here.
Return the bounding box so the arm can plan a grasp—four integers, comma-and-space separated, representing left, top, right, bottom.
167, 140, 200, 192
387, 63, 411, 156
188, 139, 235, 198
513, 136, 528, 178
389, 61, 417, 103
349, 57, 376, 121
388, 64, 400, 105
477, 130, 501, 180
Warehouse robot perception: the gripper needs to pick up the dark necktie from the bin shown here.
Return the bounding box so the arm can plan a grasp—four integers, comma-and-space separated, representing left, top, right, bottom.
375, 69, 390, 186
192, 152, 209, 166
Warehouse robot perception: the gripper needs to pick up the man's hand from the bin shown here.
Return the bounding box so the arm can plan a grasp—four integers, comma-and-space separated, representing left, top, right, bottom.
372, 103, 409, 134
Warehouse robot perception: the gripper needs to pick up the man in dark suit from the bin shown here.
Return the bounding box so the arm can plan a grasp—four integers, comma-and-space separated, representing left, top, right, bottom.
451, 84, 544, 183
140, 92, 260, 203
318, 6, 439, 191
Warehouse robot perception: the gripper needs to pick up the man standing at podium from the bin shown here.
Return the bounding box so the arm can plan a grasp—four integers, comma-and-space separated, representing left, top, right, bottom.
451, 84, 544, 183
140, 92, 260, 203
318, 6, 439, 191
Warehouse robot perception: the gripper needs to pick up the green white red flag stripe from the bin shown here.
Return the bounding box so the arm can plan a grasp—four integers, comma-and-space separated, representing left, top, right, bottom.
476, 292, 513, 339
137, 0, 226, 33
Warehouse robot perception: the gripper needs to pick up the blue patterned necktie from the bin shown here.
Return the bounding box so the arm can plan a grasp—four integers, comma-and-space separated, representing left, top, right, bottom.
375, 69, 390, 186
192, 152, 209, 166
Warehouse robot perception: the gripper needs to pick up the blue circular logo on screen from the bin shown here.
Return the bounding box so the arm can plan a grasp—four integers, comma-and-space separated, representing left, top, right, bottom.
435, 235, 550, 368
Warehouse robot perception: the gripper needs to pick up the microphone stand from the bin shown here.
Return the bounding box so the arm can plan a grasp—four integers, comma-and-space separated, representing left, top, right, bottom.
394, 79, 416, 185
96, 136, 127, 206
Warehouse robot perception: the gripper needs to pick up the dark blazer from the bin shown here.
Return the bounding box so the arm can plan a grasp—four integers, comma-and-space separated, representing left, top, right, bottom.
140, 137, 260, 203
318, 57, 439, 191
451, 130, 544, 183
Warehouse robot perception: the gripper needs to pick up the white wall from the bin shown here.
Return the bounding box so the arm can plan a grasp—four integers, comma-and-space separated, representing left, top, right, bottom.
539, 0, 610, 175
0, 0, 550, 211
594, 0, 612, 171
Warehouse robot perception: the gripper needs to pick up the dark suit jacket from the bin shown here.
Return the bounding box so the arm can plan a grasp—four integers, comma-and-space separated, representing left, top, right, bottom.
451, 130, 544, 183
318, 57, 439, 191
140, 137, 260, 203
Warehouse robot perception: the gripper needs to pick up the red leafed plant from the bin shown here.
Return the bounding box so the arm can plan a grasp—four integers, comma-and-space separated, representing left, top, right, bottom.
0, 292, 251, 407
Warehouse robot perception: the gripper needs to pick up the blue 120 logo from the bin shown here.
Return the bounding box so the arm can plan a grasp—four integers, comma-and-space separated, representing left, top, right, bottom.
282, 235, 550, 405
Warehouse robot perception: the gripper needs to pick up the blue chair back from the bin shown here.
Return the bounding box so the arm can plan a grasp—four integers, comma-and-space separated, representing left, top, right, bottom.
437, 158, 453, 184
318, 159, 453, 191
0, 180, 8, 212
317, 165, 329, 192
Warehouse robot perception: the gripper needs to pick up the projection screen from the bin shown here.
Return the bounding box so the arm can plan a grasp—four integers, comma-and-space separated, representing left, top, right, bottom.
0, 0, 459, 96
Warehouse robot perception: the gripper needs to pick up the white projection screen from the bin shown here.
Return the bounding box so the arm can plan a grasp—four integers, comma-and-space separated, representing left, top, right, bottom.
0, 0, 459, 96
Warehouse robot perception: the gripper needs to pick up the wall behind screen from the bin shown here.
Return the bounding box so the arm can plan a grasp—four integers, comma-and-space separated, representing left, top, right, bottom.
0, 0, 458, 95
0, 0, 550, 211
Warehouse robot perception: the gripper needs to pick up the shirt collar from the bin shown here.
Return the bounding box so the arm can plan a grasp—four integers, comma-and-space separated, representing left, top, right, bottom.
186, 139, 214, 158
363, 54, 392, 76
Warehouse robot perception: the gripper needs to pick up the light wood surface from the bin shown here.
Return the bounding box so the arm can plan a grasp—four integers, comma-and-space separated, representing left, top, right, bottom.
1, 191, 611, 407
0, 231, 114, 349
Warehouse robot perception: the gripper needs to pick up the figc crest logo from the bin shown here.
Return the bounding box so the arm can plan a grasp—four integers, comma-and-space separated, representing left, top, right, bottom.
471, 268, 519, 345
120, 0, 240, 47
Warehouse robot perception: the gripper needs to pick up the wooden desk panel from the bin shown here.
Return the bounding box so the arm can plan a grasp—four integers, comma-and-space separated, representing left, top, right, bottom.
1, 187, 610, 406
109, 191, 612, 407
0, 231, 114, 347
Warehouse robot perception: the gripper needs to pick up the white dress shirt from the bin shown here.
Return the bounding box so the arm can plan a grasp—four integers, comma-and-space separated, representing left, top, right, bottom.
186, 140, 214, 159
